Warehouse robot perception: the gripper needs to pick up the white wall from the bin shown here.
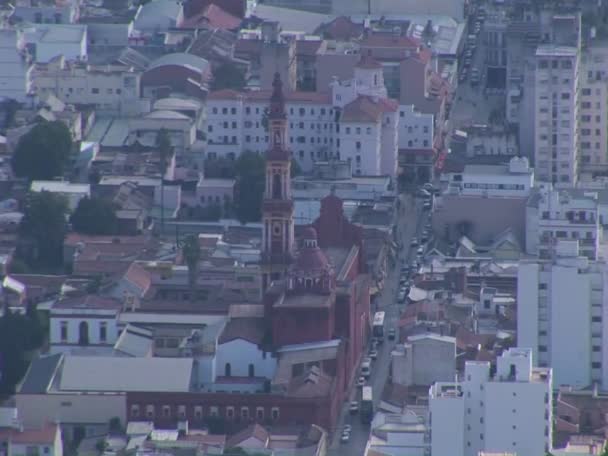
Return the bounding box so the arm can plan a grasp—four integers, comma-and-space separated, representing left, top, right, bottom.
550, 264, 592, 388
398, 105, 433, 150
429, 386, 464, 456
0, 31, 29, 102
517, 262, 540, 364
49, 313, 119, 354
214, 338, 277, 380
380, 112, 398, 178
339, 121, 381, 176
16, 393, 126, 429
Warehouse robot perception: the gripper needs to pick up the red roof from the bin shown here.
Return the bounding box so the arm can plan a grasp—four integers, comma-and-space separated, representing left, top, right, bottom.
296, 39, 323, 56
361, 34, 421, 49
341, 95, 398, 123
226, 424, 269, 449
182, 0, 245, 19
317, 16, 364, 40
218, 317, 265, 345
0, 423, 58, 445
53, 295, 122, 310
123, 262, 152, 295
181, 3, 241, 29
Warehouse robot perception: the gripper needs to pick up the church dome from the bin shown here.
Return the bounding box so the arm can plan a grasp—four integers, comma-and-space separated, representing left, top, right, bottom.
294, 227, 330, 274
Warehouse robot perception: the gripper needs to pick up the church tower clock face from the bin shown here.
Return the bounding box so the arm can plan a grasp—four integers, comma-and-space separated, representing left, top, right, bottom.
272, 221, 282, 236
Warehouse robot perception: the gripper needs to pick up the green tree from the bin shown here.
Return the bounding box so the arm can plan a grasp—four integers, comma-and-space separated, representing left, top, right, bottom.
12, 121, 72, 181
156, 129, 171, 233
0, 305, 45, 399
234, 151, 266, 223
70, 196, 118, 235
19, 191, 68, 268
211, 63, 246, 91
182, 234, 201, 301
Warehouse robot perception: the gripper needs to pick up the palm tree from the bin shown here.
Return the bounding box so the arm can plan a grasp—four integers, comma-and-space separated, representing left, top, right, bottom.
182, 234, 201, 301
156, 128, 171, 233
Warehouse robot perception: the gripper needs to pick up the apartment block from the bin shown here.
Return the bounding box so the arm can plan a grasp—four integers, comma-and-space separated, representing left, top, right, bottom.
579, 40, 608, 173
525, 186, 601, 260
518, 240, 608, 389
28, 56, 141, 114
534, 45, 580, 186
429, 348, 552, 456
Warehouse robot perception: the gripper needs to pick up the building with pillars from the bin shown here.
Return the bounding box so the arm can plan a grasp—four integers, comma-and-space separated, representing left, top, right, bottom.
261, 73, 295, 291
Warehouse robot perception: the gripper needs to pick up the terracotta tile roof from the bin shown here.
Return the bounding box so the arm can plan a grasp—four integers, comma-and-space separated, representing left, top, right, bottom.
124, 262, 152, 295
316, 16, 364, 40
286, 366, 333, 398
361, 34, 421, 49
226, 424, 269, 449
65, 233, 149, 247
341, 95, 398, 123
181, 3, 241, 29
182, 0, 245, 19
218, 317, 265, 345
455, 326, 495, 351
0, 423, 58, 445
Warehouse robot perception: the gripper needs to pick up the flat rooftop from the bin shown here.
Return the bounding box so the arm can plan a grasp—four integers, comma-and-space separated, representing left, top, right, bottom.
536, 45, 578, 57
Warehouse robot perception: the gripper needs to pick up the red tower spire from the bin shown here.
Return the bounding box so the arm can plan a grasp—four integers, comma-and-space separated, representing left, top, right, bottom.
267, 72, 290, 161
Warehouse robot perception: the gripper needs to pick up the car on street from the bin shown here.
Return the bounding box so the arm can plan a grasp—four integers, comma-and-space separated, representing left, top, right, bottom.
423, 201, 432, 211
416, 188, 431, 198
349, 401, 359, 414
398, 290, 407, 303
420, 232, 429, 243
417, 246, 424, 256
388, 328, 396, 340
369, 349, 378, 360
410, 238, 419, 247
340, 432, 350, 443
357, 376, 366, 388
399, 277, 408, 286
344, 425, 352, 433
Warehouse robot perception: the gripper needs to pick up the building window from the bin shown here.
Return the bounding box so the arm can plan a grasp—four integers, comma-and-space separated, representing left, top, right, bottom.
256, 407, 264, 420
222, 108, 228, 114
162, 405, 171, 418
146, 405, 155, 418
248, 364, 255, 377
130, 405, 140, 418
60, 321, 68, 342
226, 407, 235, 419
356, 141, 361, 149
177, 405, 186, 419
592, 362, 602, 369
91, 88, 99, 94
271, 407, 280, 420
241, 407, 249, 420
194, 406, 203, 419
225, 363, 231, 377
78, 321, 89, 346
210, 406, 219, 417
99, 322, 107, 342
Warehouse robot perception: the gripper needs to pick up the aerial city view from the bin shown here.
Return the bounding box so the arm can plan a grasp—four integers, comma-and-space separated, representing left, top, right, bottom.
2, 0, 608, 454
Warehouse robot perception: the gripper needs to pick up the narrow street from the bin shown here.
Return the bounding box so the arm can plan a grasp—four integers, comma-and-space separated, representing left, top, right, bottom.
328, 193, 427, 455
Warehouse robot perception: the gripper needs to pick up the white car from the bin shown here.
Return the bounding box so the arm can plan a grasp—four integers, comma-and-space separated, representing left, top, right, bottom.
417, 246, 424, 256
369, 349, 378, 360
349, 401, 359, 414
340, 432, 350, 443
410, 238, 419, 247
357, 376, 366, 387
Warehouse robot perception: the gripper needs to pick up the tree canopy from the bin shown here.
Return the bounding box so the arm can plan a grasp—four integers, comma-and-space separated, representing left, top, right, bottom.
70, 196, 118, 235
12, 121, 72, 181
234, 151, 266, 223
211, 63, 246, 91
19, 191, 68, 268
0, 303, 45, 399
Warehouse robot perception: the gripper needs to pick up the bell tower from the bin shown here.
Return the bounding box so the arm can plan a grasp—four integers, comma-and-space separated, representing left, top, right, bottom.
261, 73, 294, 291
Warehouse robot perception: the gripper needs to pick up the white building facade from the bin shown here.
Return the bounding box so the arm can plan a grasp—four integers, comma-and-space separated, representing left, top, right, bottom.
579, 41, 608, 172
429, 348, 552, 456
518, 241, 608, 389
0, 30, 31, 102
391, 334, 456, 386
534, 45, 580, 187
525, 186, 601, 260
206, 57, 400, 178
398, 104, 434, 151
28, 57, 141, 114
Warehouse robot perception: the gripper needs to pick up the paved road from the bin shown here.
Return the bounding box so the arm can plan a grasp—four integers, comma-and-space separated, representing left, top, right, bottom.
328, 194, 428, 455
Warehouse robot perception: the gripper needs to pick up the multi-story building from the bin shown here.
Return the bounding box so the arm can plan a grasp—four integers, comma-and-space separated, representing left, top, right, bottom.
206, 55, 399, 177
525, 186, 601, 260
534, 44, 580, 186
518, 240, 608, 389
429, 348, 553, 456
579, 40, 608, 173
0, 30, 31, 102
28, 56, 142, 115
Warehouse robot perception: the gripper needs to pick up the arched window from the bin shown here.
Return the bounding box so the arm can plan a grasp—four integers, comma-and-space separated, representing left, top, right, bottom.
78, 321, 89, 346
225, 363, 231, 377
248, 364, 255, 377
272, 173, 282, 199
374, 74, 378, 86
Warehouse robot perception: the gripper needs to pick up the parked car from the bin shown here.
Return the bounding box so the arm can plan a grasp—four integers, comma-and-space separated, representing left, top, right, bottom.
398, 290, 407, 303
410, 238, 419, 247
416, 246, 424, 256
416, 188, 431, 198
341, 432, 350, 443
369, 349, 378, 360
357, 376, 366, 388
388, 328, 396, 340
344, 425, 352, 433
423, 201, 432, 211
349, 401, 359, 414
420, 232, 429, 243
